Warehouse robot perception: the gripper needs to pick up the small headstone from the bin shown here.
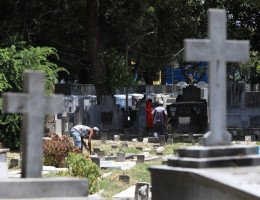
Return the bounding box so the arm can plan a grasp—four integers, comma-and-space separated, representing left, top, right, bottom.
168, 134, 173, 139
156, 147, 165, 153
121, 141, 128, 148
114, 135, 120, 141
198, 137, 203, 145
10, 158, 21, 168
101, 132, 107, 144
167, 138, 173, 144
143, 138, 149, 143
137, 155, 145, 163
91, 157, 101, 167
132, 138, 138, 142
55, 119, 62, 136
119, 174, 130, 184
245, 135, 252, 143
136, 146, 143, 151
117, 152, 125, 162
159, 135, 166, 146
135, 182, 149, 200
111, 145, 118, 149
97, 150, 105, 158
93, 148, 100, 154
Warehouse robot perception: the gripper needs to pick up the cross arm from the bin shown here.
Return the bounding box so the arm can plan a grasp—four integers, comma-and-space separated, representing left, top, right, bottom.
2, 93, 28, 113
184, 39, 211, 62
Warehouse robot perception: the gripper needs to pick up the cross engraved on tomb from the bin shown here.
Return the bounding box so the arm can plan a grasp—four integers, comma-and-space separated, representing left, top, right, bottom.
184, 9, 249, 146
3, 71, 64, 178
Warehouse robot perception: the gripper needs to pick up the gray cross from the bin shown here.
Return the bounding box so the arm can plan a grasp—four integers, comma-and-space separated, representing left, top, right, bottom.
184, 9, 249, 146
3, 71, 64, 177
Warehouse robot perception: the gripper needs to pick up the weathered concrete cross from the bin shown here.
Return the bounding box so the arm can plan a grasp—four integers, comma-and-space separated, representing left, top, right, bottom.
3, 71, 64, 178
184, 9, 249, 146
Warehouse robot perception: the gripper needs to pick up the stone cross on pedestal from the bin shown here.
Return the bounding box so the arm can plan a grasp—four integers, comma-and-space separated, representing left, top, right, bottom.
184, 9, 249, 146
3, 71, 64, 178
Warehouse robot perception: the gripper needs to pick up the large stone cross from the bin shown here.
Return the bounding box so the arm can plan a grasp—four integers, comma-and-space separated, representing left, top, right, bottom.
184, 9, 249, 146
3, 71, 64, 178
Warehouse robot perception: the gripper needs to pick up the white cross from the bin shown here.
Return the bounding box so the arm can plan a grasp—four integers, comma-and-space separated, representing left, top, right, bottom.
184, 9, 249, 146
3, 71, 64, 177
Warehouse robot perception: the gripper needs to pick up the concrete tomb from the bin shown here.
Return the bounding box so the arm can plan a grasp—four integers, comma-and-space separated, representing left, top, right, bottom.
150, 9, 260, 200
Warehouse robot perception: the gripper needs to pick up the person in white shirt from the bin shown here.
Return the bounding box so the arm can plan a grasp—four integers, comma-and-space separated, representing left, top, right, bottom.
151, 102, 168, 139
70, 125, 99, 153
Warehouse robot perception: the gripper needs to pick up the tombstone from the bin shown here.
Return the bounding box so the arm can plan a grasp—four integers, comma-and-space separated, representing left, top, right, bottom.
0, 149, 9, 177
135, 182, 149, 200
117, 152, 125, 162
121, 141, 128, 148
1, 71, 88, 198
111, 145, 118, 149
101, 132, 107, 144
10, 158, 21, 168
149, 9, 260, 200
91, 157, 101, 167
166, 138, 173, 145
114, 135, 120, 141
167, 85, 208, 133
118, 175, 130, 184
253, 83, 259, 91
97, 150, 105, 158
55, 119, 62, 136
137, 155, 145, 163
159, 135, 166, 146
93, 148, 100, 154
143, 138, 149, 143
244, 135, 252, 143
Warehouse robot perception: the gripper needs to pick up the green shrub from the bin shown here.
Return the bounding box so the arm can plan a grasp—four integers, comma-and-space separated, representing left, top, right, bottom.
43, 133, 81, 167
65, 153, 100, 194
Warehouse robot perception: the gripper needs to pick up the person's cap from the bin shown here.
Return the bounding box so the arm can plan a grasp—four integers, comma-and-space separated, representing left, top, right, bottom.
93, 127, 99, 132
158, 100, 164, 105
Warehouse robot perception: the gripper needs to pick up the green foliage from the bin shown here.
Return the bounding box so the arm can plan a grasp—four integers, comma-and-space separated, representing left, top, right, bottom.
238, 51, 260, 83
65, 153, 100, 194
0, 43, 67, 150
103, 49, 135, 93
43, 133, 81, 167
0, 102, 21, 150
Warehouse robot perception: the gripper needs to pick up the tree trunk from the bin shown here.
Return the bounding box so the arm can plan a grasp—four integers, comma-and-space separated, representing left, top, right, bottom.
87, 0, 105, 104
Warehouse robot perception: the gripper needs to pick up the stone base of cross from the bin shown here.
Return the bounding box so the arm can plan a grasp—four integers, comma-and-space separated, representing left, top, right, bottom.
203, 130, 232, 146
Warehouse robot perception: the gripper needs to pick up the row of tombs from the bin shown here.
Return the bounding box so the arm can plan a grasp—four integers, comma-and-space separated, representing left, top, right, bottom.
46, 82, 260, 138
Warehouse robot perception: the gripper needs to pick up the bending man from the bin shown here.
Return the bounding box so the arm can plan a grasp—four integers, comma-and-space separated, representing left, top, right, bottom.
70, 125, 99, 153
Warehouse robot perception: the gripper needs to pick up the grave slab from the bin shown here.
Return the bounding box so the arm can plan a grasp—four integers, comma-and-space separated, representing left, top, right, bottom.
113, 185, 152, 200
0, 178, 88, 198
0, 149, 9, 178
100, 161, 136, 170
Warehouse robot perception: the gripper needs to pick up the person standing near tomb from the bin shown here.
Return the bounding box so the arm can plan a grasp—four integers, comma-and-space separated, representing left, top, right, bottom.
145, 98, 153, 134
152, 101, 168, 139
70, 125, 99, 153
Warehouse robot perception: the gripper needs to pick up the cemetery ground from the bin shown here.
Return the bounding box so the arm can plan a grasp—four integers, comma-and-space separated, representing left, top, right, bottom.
6, 134, 260, 199
6, 136, 194, 199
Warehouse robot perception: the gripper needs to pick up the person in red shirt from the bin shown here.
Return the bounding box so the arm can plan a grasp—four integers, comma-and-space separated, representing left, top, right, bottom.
145, 98, 153, 135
